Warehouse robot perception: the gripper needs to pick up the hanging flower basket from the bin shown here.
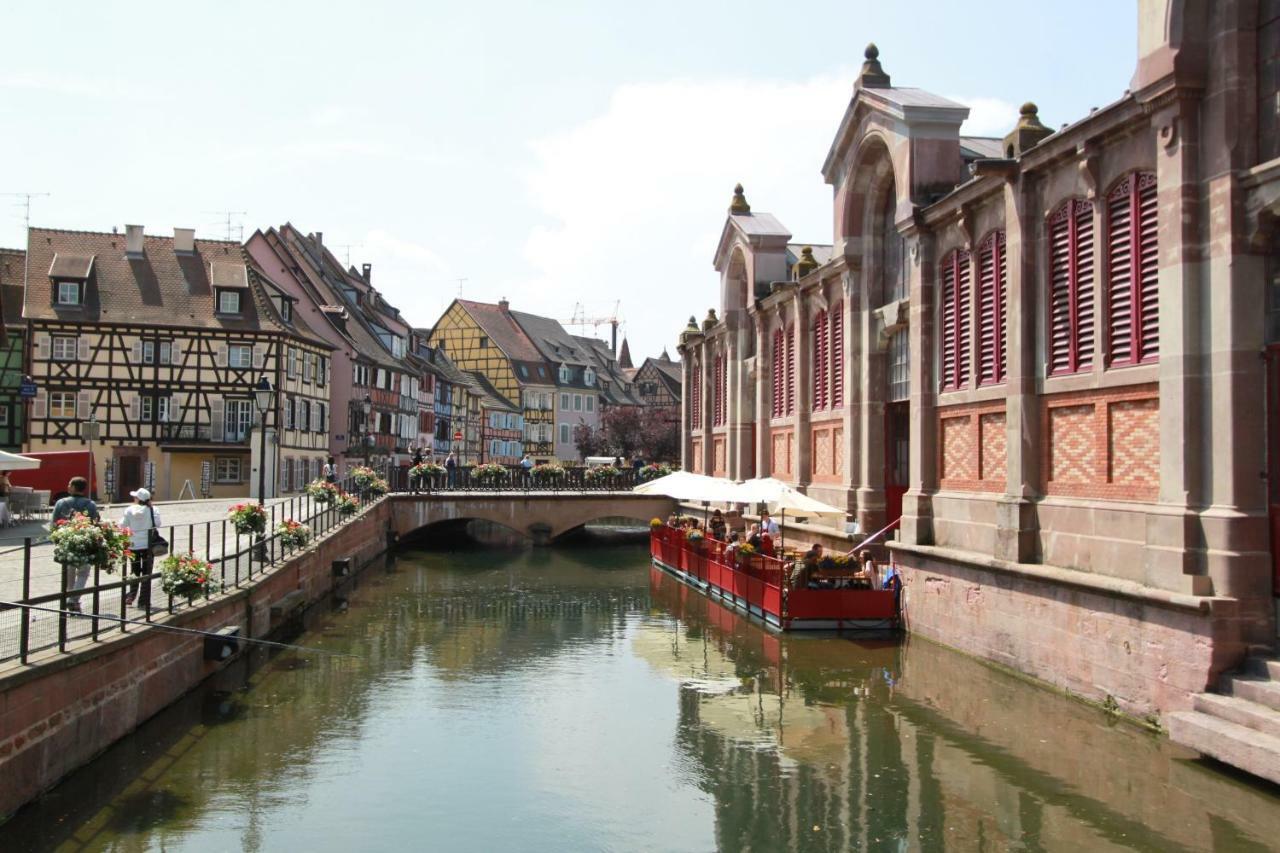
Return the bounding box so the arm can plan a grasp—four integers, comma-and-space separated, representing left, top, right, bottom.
410, 462, 447, 481
336, 491, 361, 515
228, 503, 267, 536
350, 466, 389, 496
306, 479, 340, 503
584, 465, 620, 484
637, 463, 674, 483
531, 463, 566, 483
473, 462, 508, 485
276, 519, 312, 549
159, 553, 222, 603
49, 513, 132, 572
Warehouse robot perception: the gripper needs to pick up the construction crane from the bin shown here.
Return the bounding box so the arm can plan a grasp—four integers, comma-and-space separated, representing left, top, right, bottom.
559, 301, 623, 353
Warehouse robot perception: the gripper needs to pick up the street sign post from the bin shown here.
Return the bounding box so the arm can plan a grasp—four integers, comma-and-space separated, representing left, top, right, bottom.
18, 377, 37, 399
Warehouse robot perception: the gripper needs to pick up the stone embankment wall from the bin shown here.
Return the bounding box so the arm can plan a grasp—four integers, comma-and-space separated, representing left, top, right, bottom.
0, 501, 392, 820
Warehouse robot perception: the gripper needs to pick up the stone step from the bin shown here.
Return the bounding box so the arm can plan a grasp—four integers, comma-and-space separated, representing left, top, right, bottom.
1243, 657, 1280, 681
1167, 711, 1280, 786
1194, 692, 1280, 739
1224, 674, 1280, 711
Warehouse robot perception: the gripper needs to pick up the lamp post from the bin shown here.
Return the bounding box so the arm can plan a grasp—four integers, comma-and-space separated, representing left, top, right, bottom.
81, 413, 100, 499
252, 376, 274, 562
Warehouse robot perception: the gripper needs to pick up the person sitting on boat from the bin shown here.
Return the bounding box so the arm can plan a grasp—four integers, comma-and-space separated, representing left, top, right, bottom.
857, 549, 881, 589
797, 543, 826, 589
746, 523, 763, 550
724, 531, 741, 559
667, 514, 680, 528
709, 509, 727, 541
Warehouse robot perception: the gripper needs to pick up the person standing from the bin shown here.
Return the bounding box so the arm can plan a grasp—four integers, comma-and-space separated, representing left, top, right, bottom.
445, 452, 458, 488
520, 453, 534, 487
121, 488, 160, 610
412, 446, 425, 467
50, 477, 99, 613
323, 457, 337, 483
760, 510, 780, 538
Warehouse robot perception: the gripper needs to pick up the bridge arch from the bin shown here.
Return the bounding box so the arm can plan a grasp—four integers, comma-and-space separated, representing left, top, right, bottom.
390, 494, 678, 546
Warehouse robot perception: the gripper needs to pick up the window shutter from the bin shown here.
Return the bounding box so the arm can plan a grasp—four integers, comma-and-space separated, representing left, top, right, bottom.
76, 391, 91, 420
1048, 200, 1094, 375
1048, 206, 1073, 374
131, 340, 143, 363
812, 310, 828, 409
1107, 172, 1158, 365
831, 303, 844, 407
691, 364, 701, 425
35, 333, 50, 361
312, 401, 320, 432
941, 255, 957, 389
977, 232, 1007, 385
1137, 174, 1159, 362
216, 344, 228, 368
129, 394, 141, 421
170, 395, 182, 424
252, 345, 265, 370
785, 325, 796, 415
77, 336, 90, 362
171, 340, 183, 364
210, 396, 225, 441
1073, 200, 1096, 370
320, 402, 327, 433
284, 396, 293, 429
32, 388, 46, 419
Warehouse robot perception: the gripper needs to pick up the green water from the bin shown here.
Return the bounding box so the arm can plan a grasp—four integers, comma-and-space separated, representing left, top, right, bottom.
3, 543, 1278, 852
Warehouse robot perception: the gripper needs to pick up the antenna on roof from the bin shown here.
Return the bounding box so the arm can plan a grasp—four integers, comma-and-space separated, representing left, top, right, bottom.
206, 210, 247, 242
335, 243, 363, 267
2, 191, 51, 293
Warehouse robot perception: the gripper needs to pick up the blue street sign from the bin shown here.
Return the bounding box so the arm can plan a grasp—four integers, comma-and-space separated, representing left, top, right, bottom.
18, 379, 37, 399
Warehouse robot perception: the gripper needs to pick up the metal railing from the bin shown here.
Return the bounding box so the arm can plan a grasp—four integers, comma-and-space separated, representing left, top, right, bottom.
392, 463, 646, 493
0, 467, 390, 666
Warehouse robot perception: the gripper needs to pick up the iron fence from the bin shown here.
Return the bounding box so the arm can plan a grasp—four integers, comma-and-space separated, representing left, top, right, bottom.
391, 463, 645, 493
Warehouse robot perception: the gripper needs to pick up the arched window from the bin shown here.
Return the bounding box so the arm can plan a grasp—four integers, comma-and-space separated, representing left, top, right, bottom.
812, 309, 829, 409
830, 301, 844, 408
771, 328, 784, 418
939, 248, 972, 391
977, 231, 1007, 385
881, 193, 907, 304
1047, 198, 1095, 375
1105, 172, 1158, 366
785, 324, 796, 415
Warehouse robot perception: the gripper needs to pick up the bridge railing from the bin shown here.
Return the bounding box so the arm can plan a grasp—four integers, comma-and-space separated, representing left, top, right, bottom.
388, 464, 647, 494
0, 470, 387, 666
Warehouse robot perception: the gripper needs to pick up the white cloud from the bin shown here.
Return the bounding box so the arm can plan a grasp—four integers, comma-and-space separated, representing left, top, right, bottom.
948, 95, 1020, 138
517, 75, 852, 360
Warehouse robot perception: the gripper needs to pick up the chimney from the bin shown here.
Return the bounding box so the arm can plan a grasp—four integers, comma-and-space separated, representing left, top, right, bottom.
361, 263, 372, 283
173, 227, 195, 254
498, 297, 510, 313
314, 231, 323, 248
125, 224, 145, 257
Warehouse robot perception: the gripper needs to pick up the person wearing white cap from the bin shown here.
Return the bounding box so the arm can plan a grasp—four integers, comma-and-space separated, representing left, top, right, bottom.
121, 488, 161, 609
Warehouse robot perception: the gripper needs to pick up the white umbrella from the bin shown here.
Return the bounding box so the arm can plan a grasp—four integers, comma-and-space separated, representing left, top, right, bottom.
0, 450, 42, 471
633, 471, 745, 503
739, 477, 848, 550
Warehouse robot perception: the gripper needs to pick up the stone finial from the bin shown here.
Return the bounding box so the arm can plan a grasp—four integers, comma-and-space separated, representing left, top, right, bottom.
729, 183, 751, 215
794, 246, 819, 279
702, 308, 719, 331
679, 315, 702, 344
686, 315, 699, 331
857, 43, 891, 89
1002, 101, 1054, 158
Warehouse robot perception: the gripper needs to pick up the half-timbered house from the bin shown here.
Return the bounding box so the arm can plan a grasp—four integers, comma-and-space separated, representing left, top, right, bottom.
428, 298, 556, 460
24, 225, 332, 501
0, 249, 28, 450
632, 351, 682, 421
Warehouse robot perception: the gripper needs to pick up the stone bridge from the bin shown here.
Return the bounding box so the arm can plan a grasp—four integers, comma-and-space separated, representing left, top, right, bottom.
388, 492, 677, 545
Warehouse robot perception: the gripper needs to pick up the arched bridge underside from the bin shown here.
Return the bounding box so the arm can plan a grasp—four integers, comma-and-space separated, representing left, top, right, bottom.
390, 492, 678, 545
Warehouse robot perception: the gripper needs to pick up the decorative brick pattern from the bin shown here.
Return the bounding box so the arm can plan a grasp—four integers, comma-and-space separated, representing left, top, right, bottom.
942, 416, 976, 481
691, 439, 702, 474
771, 429, 793, 478
1040, 384, 1159, 500
979, 412, 1006, 482
1048, 405, 1096, 484
813, 427, 832, 477
712, 437, 726, 476
1109, 399, 1159, 487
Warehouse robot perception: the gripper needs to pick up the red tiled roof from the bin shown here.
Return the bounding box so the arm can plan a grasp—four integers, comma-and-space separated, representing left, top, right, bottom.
457, 299, 546, 363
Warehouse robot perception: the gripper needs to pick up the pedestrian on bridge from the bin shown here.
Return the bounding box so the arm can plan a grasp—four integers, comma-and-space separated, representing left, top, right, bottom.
121, 488, 161, 610
50, 477, 99, 612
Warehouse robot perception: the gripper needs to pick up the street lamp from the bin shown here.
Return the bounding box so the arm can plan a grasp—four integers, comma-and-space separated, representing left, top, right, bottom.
81, 413, 100, 499
252, 376, 274, 562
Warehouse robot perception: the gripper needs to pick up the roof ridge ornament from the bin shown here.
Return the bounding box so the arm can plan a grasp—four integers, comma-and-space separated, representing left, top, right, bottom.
857, 43, 891, 89
1003, 101, 1054, 157
729, 183, 751, 215
794, 246, 819, 279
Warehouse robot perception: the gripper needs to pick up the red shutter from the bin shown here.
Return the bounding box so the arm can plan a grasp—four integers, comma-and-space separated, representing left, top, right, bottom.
831, 302, 844, 407
691, 362, 701, 426
812, 310, 828, 409
1106, 176, 1134, 364
978, 231, 1007, 385
771, 328, 784, 418
712, 355, 723, 426
1137, 173, 1158, 362
1048, 199, 1094, 375
785, 325, 795, 415
940, 250, 970, 390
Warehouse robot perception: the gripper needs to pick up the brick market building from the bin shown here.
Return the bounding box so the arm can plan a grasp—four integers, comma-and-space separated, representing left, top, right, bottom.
679, 0, 1280, 726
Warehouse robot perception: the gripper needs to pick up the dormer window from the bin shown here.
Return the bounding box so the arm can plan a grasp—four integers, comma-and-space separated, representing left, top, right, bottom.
217, 289, 242, 315
558, 364, 571, 384
280, 300, 292, 322
57, 281, 82, 305
583, 367, 595, 386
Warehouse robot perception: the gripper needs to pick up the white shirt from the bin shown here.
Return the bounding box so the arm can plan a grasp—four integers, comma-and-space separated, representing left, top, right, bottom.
121, 503, 161, 550
761, 517, 780, 537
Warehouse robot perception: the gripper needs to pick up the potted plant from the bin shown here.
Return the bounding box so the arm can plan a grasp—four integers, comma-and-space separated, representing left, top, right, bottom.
649, 517, 663, 530
410, 462, 447, 488
159, 553, 223, 604
584, 465, 620, 485
685, 528, 705, 547
50, 513, 132, 573
637, 463, 673, 483
350, 465, 389, 496
336, 491, 361, 515
306, 479, 340, 503
228, 503, 267, 536
531, 463, 566, 485
472, 462, 508, 486
276, 519, 312, 549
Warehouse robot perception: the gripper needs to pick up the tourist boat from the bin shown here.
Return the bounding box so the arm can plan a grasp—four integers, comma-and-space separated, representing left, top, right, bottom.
648, 526, 899, 633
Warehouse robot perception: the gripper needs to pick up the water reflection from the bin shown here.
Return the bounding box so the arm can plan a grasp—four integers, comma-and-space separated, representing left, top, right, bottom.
0, 548, 1276, 853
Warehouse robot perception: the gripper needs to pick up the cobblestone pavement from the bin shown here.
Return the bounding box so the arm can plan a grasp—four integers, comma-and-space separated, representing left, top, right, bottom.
0, 495, 326, 663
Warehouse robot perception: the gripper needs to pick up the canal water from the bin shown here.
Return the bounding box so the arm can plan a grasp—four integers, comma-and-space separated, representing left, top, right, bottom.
2, 539, 1278, 852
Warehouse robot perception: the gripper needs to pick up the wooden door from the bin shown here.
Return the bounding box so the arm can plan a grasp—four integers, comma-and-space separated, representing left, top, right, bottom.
884, 402, 909, 525
117, 455, 143, 502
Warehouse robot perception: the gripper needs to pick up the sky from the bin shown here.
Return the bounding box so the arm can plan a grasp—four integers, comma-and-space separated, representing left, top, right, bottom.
1, 1, 1137, 361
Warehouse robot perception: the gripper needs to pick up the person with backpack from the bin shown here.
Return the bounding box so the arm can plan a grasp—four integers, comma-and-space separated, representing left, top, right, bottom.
50, 477, 99, 613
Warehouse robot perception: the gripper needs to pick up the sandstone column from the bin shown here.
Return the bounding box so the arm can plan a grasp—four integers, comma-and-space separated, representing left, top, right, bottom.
901, 229, 935, 545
